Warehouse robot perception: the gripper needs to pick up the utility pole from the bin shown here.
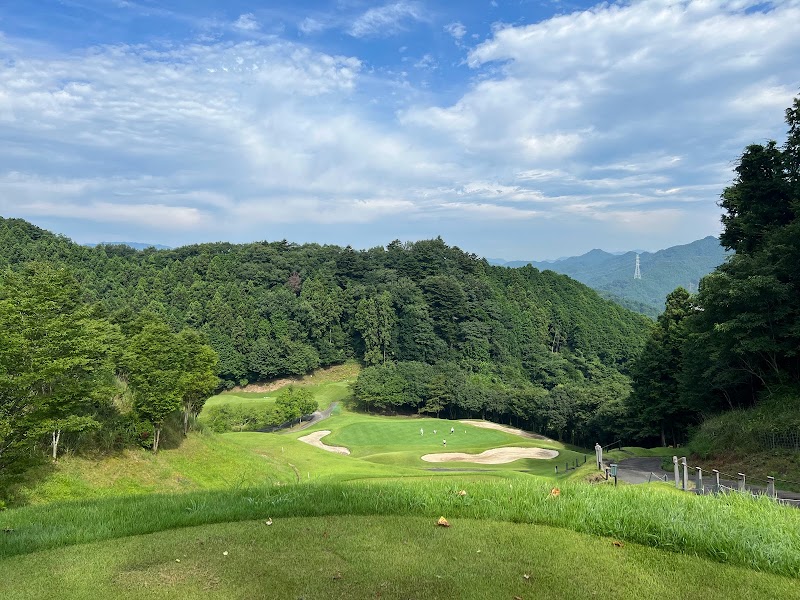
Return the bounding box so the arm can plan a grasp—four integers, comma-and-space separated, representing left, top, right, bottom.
633, 254, 641, 280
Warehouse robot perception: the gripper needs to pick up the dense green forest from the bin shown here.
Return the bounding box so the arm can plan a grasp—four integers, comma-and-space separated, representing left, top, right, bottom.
624, 96, 800, 448
0, 219, 652, 458
492, 236, 730, 318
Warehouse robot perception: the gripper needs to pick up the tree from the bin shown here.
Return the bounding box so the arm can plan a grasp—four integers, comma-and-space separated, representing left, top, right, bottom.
176, 328, 219, 436
0, 264, 117, 465
123, 319, 184, 453
275, 385, 317, 423
354, 292, 396, 365
626, 288, 696, 446
684, 95, 800, 410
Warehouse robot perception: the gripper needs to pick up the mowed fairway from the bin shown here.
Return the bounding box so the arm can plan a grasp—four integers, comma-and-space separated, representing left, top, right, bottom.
202, 379, 353, 413
288, 412, 584, 476
2, 516, 799, 600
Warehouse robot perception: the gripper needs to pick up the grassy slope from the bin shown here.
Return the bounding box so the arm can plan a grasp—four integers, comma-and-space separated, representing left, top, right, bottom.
203, 377, 355, 412
4, 372, 799, 594
3, 515, 799, 600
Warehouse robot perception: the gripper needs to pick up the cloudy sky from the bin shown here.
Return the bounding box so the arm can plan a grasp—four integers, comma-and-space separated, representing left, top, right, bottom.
1, 0, 799, 260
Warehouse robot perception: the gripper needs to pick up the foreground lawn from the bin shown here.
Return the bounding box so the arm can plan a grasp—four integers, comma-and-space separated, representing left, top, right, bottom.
2, 515, 798, 600
2, 479, 799, 578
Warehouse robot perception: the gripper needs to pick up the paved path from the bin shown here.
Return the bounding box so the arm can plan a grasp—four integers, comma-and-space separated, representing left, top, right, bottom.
613, 457, 800, 505
613, 457, 667, 484
293, 402, 339, 432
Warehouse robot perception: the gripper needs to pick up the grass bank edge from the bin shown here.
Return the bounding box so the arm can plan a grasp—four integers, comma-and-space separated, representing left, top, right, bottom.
2, 478, 798, 578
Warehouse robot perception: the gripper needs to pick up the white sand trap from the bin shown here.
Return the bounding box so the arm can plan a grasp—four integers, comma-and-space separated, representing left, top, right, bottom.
460, 419, 553, 441
297, 430, 350, 455
421, 447, 558, 464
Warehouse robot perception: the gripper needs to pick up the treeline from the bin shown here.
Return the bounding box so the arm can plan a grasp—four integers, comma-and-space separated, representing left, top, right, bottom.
0, 263, 218, 479
624, 96, 800, 446
0, 221, 652, 446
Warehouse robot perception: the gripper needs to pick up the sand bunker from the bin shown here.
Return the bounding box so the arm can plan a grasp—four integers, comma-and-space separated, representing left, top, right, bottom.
421, 447, 558, 464
297, 430, 350, 455
460, 419, 552, 441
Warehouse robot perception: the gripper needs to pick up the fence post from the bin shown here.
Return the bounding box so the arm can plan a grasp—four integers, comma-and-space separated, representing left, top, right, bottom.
595, 443, 602, 470
738, 473, 746, 493
673, 456, 680, 489
555, 465, 558, 474
712, 469, 720, 494
681, 457, 688, 491
695, 467, 703, 494
767, 476, 775, 499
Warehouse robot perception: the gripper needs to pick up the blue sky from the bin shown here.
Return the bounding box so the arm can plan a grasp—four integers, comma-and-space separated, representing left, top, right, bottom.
1, 1, 799, 260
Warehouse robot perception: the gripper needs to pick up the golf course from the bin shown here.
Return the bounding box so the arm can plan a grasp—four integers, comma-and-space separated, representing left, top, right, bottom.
2, 372, 800, 599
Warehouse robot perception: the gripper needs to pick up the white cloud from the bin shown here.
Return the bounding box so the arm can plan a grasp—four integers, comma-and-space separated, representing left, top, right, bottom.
444, 22, 467, 40
414, 54, 437, 70
349, 2, 426, 38
2, 1, 799, 256
299, 17, 327, 34
233, 13, 260, 32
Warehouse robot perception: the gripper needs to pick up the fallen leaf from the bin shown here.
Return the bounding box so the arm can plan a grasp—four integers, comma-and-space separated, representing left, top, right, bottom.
437, 516, 450, 527
549, 488, 561, 497
323, 531, 329, 539
457, 490, 467, 497
612, 541, 624, 547
514, 596, 524, 600
333, 571, 342, 580
175, 559, 181, 563
223, 551, 229, 556
523, 574, 530, 581
265, 518, 273, 526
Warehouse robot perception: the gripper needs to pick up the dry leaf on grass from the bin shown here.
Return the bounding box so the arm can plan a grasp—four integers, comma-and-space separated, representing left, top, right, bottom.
333, 571, 342, 580
457, 490, 467, 497
612, 540, 624, 547
523, 573, 530, 581
437, 516, 450, 527
549, 488, 561, 497
265, 518, 272, 526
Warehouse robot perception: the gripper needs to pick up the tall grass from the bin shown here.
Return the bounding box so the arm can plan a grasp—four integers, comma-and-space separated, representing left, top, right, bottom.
2, 478, 798, 577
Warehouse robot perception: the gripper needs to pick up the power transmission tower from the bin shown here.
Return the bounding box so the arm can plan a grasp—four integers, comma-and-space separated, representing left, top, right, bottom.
633, 254, 641, 279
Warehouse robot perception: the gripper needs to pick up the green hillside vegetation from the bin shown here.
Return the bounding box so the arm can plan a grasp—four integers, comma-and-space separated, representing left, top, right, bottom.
0, 217, 652, 458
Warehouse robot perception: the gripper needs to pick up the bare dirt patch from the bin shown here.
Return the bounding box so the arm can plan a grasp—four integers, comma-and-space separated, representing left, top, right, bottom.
297, 430, 350, 455
421, 447, 558, 464
229, 363, 360, 393
459, 419, 553, 441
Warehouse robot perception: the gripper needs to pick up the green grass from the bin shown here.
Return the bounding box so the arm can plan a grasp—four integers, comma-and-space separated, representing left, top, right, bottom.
2, 478, 799, 578
5, 380, 799, 595
2, 515, 799, 600
202, 379, 354, 413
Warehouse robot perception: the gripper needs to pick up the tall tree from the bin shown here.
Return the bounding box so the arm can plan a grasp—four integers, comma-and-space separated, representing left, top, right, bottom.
123, 319, 183, 453
0, 264, 117, 465
176, 328, 219, 436
626, 288, 696, 445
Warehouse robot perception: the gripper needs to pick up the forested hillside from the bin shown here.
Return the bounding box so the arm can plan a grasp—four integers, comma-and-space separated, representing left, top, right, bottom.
494, 237, 730, 317
0, 219, 652, 446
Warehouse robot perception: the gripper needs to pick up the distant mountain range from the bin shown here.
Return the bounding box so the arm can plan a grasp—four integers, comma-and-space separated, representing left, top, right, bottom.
489, 236, 731, 317
83, 241, 172, 250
